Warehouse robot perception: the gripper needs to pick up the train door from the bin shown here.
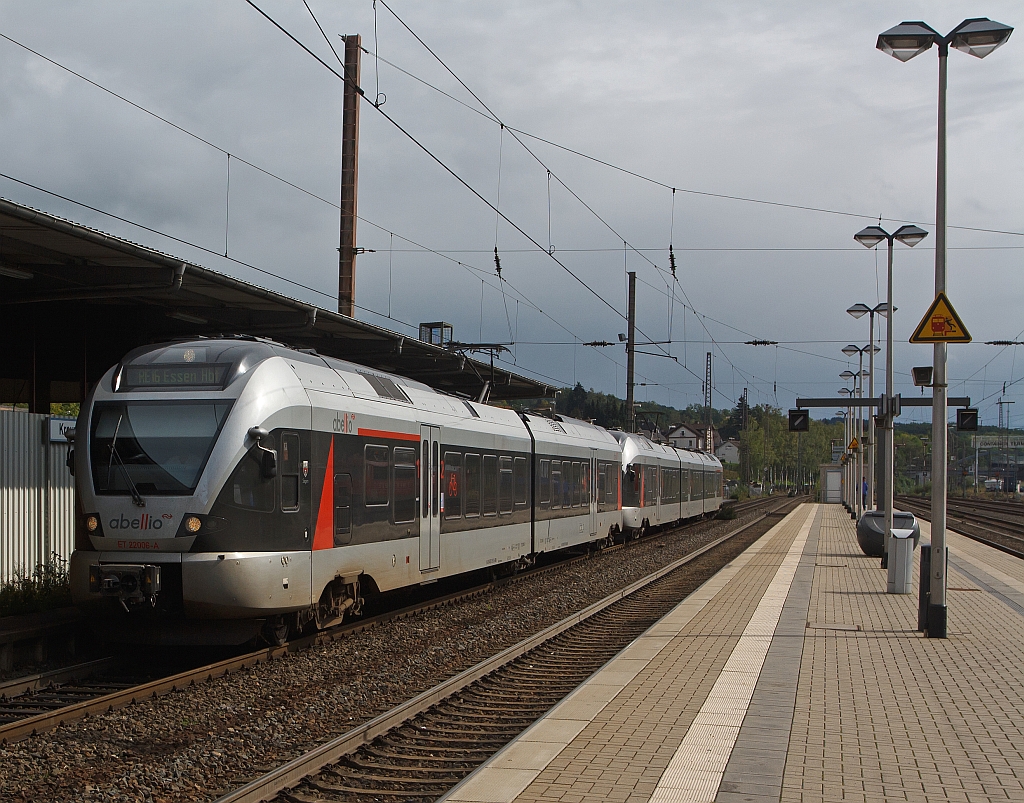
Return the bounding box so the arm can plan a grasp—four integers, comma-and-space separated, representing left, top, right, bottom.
419, 425, 441, 572
589, 450, 597, 537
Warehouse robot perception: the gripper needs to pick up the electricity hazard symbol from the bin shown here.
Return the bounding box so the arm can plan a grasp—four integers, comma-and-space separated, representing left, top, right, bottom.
848, 438, 859, 451
910, 292, 972, 343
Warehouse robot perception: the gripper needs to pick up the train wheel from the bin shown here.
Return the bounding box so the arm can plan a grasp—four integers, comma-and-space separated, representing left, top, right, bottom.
262, 616, 289, 647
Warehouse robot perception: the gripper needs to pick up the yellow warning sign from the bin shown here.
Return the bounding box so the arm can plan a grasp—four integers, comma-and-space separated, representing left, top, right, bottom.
848, 438, 859, 451
910, 292, 972, 343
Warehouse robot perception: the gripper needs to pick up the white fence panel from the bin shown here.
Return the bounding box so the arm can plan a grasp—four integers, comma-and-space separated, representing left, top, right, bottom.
0, 411, 77, 583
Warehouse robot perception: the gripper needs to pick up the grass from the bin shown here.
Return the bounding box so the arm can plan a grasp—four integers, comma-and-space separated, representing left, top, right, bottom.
0, 555, 73, 618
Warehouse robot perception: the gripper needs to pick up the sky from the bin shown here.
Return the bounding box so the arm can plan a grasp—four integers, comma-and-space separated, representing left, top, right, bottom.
0, 1, 1021, 426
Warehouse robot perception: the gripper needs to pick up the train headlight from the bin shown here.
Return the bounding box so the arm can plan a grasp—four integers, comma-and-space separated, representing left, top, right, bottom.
86, 515, 99, 533
184, 515, 202, 534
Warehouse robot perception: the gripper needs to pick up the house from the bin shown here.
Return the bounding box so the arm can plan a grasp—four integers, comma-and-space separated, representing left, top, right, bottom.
715, 439, 741, 464
666, 422, 719, 452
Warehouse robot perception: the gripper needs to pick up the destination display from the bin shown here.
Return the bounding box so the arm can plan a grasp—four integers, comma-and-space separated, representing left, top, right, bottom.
122, 363, 230, 389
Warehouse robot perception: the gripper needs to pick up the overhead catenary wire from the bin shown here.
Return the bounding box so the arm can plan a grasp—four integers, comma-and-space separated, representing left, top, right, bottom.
0, 22, 635, 388
355, 37, 1024, 240
0, 170, 420, 333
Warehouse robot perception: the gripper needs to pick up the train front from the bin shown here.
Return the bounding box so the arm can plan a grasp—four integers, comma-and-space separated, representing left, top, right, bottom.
69, 339, 307, 645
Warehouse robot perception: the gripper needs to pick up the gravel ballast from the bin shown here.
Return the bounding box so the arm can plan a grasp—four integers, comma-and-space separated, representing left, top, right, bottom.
0, 505, 779, 803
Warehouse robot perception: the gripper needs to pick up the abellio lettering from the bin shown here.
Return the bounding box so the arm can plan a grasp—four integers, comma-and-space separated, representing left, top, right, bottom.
108, 514, 164, 531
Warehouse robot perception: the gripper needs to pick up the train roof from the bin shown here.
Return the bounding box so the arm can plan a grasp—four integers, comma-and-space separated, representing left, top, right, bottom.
109, 337, 530, 427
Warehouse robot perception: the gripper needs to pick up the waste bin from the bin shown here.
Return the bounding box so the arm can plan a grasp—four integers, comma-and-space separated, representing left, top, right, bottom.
887, 526, 916, 594
856, 511, 920, 557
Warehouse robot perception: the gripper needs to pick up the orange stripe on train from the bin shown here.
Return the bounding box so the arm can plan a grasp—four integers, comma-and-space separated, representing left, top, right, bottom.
312, 438, 335, 551
356, 428, 420, 441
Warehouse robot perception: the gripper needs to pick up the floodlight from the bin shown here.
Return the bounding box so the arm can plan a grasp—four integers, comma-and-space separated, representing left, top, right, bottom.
892, 224, 928, 247
950, 18, 1013, 59
853, 226, 888, 248
847, 303, 871, 319
876, 21, 939, 62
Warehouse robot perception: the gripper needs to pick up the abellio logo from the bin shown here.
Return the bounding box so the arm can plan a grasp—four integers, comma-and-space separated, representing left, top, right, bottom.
108, 513, 168, 531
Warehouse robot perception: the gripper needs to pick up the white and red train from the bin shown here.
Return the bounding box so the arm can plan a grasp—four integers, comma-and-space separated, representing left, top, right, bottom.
68, 338, 723, 645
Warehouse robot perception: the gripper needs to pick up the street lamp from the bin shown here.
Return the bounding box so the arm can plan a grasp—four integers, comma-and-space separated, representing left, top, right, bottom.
841, 365, 872, 517
853, 226, 927, 573
848, 303, 893, 513
840, 379, 859, 515
843, 345, 881, 516
877, 16, 1012, 636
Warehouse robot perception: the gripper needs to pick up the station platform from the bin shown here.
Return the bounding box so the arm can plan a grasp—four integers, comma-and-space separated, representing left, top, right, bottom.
442, 503, 1024, 803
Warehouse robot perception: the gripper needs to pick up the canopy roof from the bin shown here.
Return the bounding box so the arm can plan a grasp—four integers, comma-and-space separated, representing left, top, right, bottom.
0, 198, 551, 409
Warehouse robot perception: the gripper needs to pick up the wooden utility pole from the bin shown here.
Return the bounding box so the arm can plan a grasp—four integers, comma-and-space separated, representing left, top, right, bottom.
625, 271, 636, 432
338, 35, 362, 317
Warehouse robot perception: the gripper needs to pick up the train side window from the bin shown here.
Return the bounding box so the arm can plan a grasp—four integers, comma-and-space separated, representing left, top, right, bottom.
498, 456, 513, 514
394, 447, 417, 524
334, 473, 352, 545
444, 452, 462, 519
682, 469, 690, 501
482, 455, 498, 516
538, 459, 550, 507
572, 462, 582, 508
582, 461, 591, 507
465, 454, 481, 517
513, 456, 528, 506
365, 445, 390, 507
227, 437, 276, 512
281, 433, 300, 512
597, 465, 606, 509
562, 461, 572, 508
550, 461, 561, 510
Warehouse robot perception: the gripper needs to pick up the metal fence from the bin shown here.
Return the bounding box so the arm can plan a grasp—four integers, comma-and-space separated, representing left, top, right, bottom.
0, 411, 77, 583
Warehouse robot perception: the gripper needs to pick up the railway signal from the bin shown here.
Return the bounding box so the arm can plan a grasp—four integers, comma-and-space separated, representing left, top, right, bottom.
956, 408, 978, 431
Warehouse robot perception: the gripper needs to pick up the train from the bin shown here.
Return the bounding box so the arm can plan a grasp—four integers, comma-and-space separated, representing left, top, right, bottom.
67, 337, 723, 645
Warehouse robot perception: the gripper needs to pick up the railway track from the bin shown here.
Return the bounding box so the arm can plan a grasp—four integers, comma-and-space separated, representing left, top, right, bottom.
896, 495, 1024, 558
0, 497, 777, 746
214, 496, 802, 803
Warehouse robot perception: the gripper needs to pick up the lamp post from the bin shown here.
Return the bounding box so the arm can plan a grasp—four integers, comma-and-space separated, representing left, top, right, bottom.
847, 304, 890, 509
840, 382, 857, 513
843, 344, 881, 514
877, 16, 1012, 637
853, 227, 927, 569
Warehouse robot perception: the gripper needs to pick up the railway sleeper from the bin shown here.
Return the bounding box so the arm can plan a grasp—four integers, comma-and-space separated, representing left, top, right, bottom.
499, 665, 593, 683
428, 705, 542, 722
379, 732, 514, 753
366, 743, 496, 761
442, 695, 556, 713
285, 789, 436, 803
455, 689, 563, 706
407, 718, 523, 738
324, 769, 467, 786
292, 781, 452, 799
334, 759, 476, 779
385, 733, 512, 749
475, 670, 583, 688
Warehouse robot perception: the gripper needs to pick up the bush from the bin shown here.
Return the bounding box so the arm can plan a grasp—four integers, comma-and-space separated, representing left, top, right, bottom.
717, 504, 738, 520
0, 555, 72, 618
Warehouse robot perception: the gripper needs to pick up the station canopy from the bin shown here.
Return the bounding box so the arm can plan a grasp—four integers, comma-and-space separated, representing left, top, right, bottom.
0, 198, 551, 411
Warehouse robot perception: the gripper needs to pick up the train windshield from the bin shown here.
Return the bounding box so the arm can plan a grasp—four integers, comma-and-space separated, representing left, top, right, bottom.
91, 401, 232, 495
